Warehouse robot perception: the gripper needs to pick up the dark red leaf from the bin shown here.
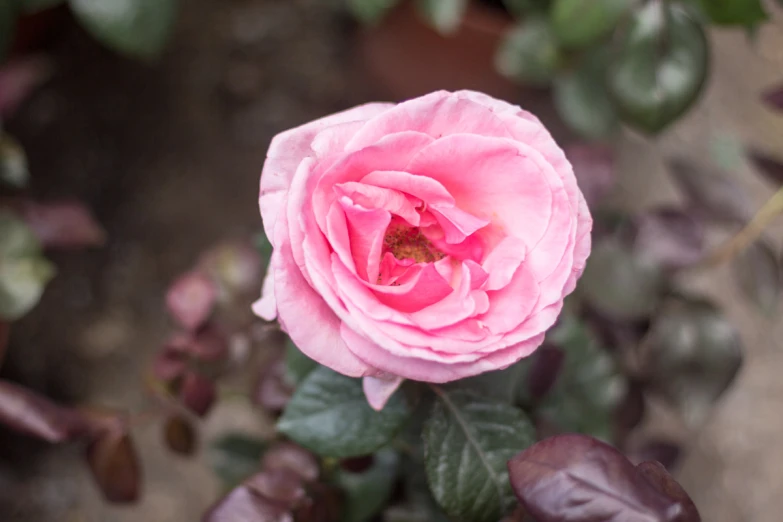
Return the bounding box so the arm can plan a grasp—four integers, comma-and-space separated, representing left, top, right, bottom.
246, 468, 307, 507
0, 56, 54, 118
179, 371, 216, 417
565, 144, 615, 207
637, 461, 701, 522
748, 149, 783, 185
253, 358, 293, 413
762, 84, 783, 112
151, 340, 189, 382
291, 482, 343, 522
628, 440, 682, 471
339, 455, 374, 473
668, 159, 753, 225
0, 380, 89, 443
15, 200, 106, 249
526, 345, 564, 401
0, 321, 8, 369
189, 323, 229, 362
165, 271, 217, 331
261, 442, 319, 483
163, 415, 197, 456
203, 482, 292, 522
634, 207, 706, 269
86, 419, 141, 503
508, 434, 685, 522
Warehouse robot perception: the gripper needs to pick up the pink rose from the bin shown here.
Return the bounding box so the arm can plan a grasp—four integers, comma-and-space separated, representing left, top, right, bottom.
254, 91, 592, 410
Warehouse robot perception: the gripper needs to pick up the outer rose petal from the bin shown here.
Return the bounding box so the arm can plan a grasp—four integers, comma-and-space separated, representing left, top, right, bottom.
259, 102, 393, 244
362, 374, 404, 411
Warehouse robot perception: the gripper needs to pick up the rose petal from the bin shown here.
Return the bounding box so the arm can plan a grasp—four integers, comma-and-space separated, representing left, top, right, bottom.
362, 374, 404, 411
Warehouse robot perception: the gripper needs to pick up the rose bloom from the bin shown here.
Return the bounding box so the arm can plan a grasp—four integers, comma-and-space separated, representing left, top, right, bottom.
254, 91, 591, 410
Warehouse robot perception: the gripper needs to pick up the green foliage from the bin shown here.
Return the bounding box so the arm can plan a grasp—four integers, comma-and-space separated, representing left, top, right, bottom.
347, 0, 401, 24
19, 0, 66, 14
580, 238, 665, 321
423, 389, 536, 522
278, 367, 411, 458
208, 434, 267, 489
699, 0, 767, 25
335, 449, 399, 522
554, 49, 619, 140
0, 134, 29, 188
284, 337, 318, 386
0, 212, 55, 320
609, 2, 709, 134
68, 0, 178, 60
416, 0, 468, 34
551, 0, 634, 48
495, 18, 561, 87
0, 0, 17, 61
539, 317, 626, 442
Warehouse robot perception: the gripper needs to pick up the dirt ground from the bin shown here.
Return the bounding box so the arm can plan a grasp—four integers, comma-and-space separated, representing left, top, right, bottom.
1, 1, 783, 521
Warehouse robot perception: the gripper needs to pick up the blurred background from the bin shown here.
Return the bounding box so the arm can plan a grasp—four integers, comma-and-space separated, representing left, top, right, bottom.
1, 0, 783, 521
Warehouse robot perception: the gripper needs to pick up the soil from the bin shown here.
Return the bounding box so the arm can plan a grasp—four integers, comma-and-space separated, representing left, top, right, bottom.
1, 0, 782, 521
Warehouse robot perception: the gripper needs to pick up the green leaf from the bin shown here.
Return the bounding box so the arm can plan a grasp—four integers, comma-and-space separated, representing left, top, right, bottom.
495, 18, 561, 87
335, 449, 399, 522
416, 0, 468, 34
254, 230, 273, 265
451, 359, 531, 403
278, 367, 410, 458
609, 2, 708, 134
551, 0, 634, 48
732, 238, 780, 315
20, 0, 66, 14
641, 297, 742, 426
554, 49, 619, 139
284, 336, 318, 386
347, 0, 401, 24
0, 212, 55, 320
0, 0, 18, 61
580, 238, 665, 320
0, 134, 30, 188
699, 0, 767, 26
68, 0, 178, 60
208, 433, 266, 489
503, 0, 551, 16
539, 317, 626, 442
423, 389, 536, 522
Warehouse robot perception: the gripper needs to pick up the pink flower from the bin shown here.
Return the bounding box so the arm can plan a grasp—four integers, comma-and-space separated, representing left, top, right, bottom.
254, 91, 592, 410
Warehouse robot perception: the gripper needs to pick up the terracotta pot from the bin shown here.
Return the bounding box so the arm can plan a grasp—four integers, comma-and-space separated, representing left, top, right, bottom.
358, 0, 519, 101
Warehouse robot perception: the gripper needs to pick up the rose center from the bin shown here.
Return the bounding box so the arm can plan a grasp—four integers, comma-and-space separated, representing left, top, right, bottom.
383, 224, 445, 264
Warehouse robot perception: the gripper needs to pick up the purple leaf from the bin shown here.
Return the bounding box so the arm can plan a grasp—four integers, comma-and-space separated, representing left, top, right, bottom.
634, 207, 706, 269
165, 271, 217, 331
748, 149, 783, 186
203, 483, 293, 522
628, 440, 682, 472
15, 200, 106, 249
163, 415, 197, 456
0, 379, 89, 443
253, 358, 293, 414
179, 371, 216, 417
189, 323, 229, 362
526, 345, 564, 401
637, 461, 701, 522
565, 144, 615, 208
85, 416, 141, 503
151, 338, 189, 382
668, 158, 754, 225
261, 442, 319, 483
508, 434, 685, 522
0, 56, 54, 118
0, 321, 8, 369
246, 468, 307, 507
762, 83, 783, 112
